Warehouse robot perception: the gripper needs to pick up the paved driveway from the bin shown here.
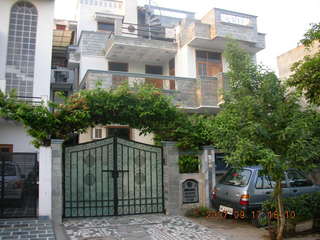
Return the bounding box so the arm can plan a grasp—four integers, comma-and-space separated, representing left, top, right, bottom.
63, 214, 227, 240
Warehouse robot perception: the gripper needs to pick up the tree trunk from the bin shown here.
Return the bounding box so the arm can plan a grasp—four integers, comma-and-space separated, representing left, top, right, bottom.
275, 180, 285, 240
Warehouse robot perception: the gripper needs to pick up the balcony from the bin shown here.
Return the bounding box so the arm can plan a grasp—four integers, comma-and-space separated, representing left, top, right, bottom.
81, 70, 229, 113
51, 69, 75, 90
179, 8, 265, 53
105, 23, 177, 64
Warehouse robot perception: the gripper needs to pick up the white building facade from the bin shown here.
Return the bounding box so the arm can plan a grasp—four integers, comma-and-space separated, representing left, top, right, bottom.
67, 0, 265, 144
0, 0, 54, 153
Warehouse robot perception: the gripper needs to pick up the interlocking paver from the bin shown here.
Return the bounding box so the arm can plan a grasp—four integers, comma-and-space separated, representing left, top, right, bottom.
0, 219, 56, 240
63, 214, 228, 240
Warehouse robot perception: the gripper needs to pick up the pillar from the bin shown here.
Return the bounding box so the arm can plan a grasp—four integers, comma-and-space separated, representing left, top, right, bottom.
38, 146, 52, 218
51, 139, 64, 224
162, 141, 180, 215
201, 146, 215, 207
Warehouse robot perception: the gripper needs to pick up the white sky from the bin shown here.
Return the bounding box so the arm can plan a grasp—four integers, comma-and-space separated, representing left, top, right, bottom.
54, 0, 320, 73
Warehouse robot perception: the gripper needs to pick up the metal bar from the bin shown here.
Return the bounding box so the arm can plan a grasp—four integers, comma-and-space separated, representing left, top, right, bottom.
121, 143, 124, 214
127, 146, 130, 214
156, 151, 159, 212
107, 144, 110, 215
133, 147, 136, 214
0, 154, 4, 218
145, 150, 147, 213
139, 149, 141, 213
95, 147, 97, 217
161, 147, 165, 213
113, 137, 118, 216
82, 150, 85, 216
150, 152, 153, 212
69, 151, 72, 217
76, 151, 79, 217
101, 146, 103, 216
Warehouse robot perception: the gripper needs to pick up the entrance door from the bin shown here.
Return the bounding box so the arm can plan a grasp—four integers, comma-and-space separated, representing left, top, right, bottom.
63, 137, 164, 217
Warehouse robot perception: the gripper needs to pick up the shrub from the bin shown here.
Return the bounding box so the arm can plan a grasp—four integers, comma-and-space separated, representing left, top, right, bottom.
179, 155, 200, 173
262, 192, 320, 222
185, 206, 210, 218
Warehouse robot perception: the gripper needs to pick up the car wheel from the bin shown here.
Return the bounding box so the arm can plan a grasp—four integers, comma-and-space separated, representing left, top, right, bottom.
252, 211, 268, 228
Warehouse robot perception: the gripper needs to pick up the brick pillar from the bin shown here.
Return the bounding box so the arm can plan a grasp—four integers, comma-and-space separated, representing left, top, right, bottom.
162, 141, 180, 215
51, 139, 64, 224
201, 146, 215, 207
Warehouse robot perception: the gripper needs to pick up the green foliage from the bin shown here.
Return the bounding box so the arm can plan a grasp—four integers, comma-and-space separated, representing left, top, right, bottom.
185, 206, 211, 218
288, 53, 320, 106
287, 22, 320, 106
0, 84, 180, 147
262, 192, 320, 221
300, 22, 320, 48
211, 40, 320, 239
155, 114, 216, 150
178, 155, 200, 173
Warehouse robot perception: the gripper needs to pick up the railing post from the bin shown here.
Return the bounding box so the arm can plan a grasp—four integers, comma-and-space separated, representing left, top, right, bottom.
162, 141, 180, 215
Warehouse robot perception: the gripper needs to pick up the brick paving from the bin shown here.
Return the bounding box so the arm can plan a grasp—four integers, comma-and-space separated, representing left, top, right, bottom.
63, 214, 227, 240
0, 219, 56, 240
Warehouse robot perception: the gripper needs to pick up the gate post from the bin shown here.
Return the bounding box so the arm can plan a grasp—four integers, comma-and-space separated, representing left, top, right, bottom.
39, 146, 52, 218
51, 139, 64, 224
162, 141, 180, 215
201, 146, 215, 207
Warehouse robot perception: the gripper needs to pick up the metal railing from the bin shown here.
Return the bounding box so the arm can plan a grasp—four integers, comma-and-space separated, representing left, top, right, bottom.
112, 22, 176, 43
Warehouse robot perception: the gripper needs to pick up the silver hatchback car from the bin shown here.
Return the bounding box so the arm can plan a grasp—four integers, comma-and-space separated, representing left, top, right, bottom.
211, 166, 320, 225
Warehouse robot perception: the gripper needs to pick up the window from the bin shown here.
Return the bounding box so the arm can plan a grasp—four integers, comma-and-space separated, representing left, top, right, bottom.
92, 127, 103, 139
56, 24, 66, 30
54, 71, 69, 83
97, 22, 115, 32
286, 170, 313, 187
106, 127, 130, 140
0, 144, 13, 153
219, 169, 252, 187
109, 62, 128, 86
255, 171, 275, 189
5, 2, 38, 97
146, 65, 163, 75
196, 50, 222, 78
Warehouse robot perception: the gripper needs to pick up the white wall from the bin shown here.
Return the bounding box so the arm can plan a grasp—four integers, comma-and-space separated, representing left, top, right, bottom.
80, 56, 107, 81
76, 0, 125, 40
0, 0, 54, 153
0, 120, 37, 152
175, 45, 196, 78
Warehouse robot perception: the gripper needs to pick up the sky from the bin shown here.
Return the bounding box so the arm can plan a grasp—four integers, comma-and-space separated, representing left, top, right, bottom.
54, 0, 320, 73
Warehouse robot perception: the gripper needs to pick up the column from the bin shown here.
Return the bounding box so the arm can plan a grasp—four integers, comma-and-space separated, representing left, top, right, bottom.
201, 146, 215, 208
162, 141, 180, 215
38, 146, 52, 218
51, 139, 64, 224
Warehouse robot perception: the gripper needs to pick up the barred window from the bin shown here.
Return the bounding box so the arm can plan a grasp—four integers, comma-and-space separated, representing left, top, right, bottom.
5, 2, 38, 97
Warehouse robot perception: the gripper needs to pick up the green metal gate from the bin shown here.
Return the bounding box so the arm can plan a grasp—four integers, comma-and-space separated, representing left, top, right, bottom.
63, 137, 164, 217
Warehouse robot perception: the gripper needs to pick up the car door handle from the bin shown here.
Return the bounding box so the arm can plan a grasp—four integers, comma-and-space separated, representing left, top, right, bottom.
292, 189, 298, 193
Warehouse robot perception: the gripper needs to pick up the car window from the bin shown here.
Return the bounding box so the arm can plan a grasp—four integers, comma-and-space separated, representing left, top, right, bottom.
219, 169, 252, 187
287, 170, 313, 187
255, 171, 274, 189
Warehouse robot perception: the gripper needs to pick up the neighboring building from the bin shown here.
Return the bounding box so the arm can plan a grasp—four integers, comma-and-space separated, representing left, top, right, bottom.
277, 43, 319, 80
66, 0, 265, 144
0, 0, 55, 153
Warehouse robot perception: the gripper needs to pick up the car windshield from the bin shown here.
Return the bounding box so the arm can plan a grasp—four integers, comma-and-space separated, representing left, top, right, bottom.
0, 164, 16, 176
220, 169, 252, 187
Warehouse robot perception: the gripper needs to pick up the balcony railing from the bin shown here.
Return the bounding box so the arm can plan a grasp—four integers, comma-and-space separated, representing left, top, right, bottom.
80, 70, 178, 91
118, 23, 176, 42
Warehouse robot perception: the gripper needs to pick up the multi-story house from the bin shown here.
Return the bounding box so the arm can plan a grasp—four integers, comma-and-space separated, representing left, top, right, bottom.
0, 0, 54, 153
67, 0, 265, 144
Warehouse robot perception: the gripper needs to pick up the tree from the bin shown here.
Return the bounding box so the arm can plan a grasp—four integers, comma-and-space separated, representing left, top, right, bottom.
287, 22, 320, 106
0, 84, 181, 147
211, 41, 320, 240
